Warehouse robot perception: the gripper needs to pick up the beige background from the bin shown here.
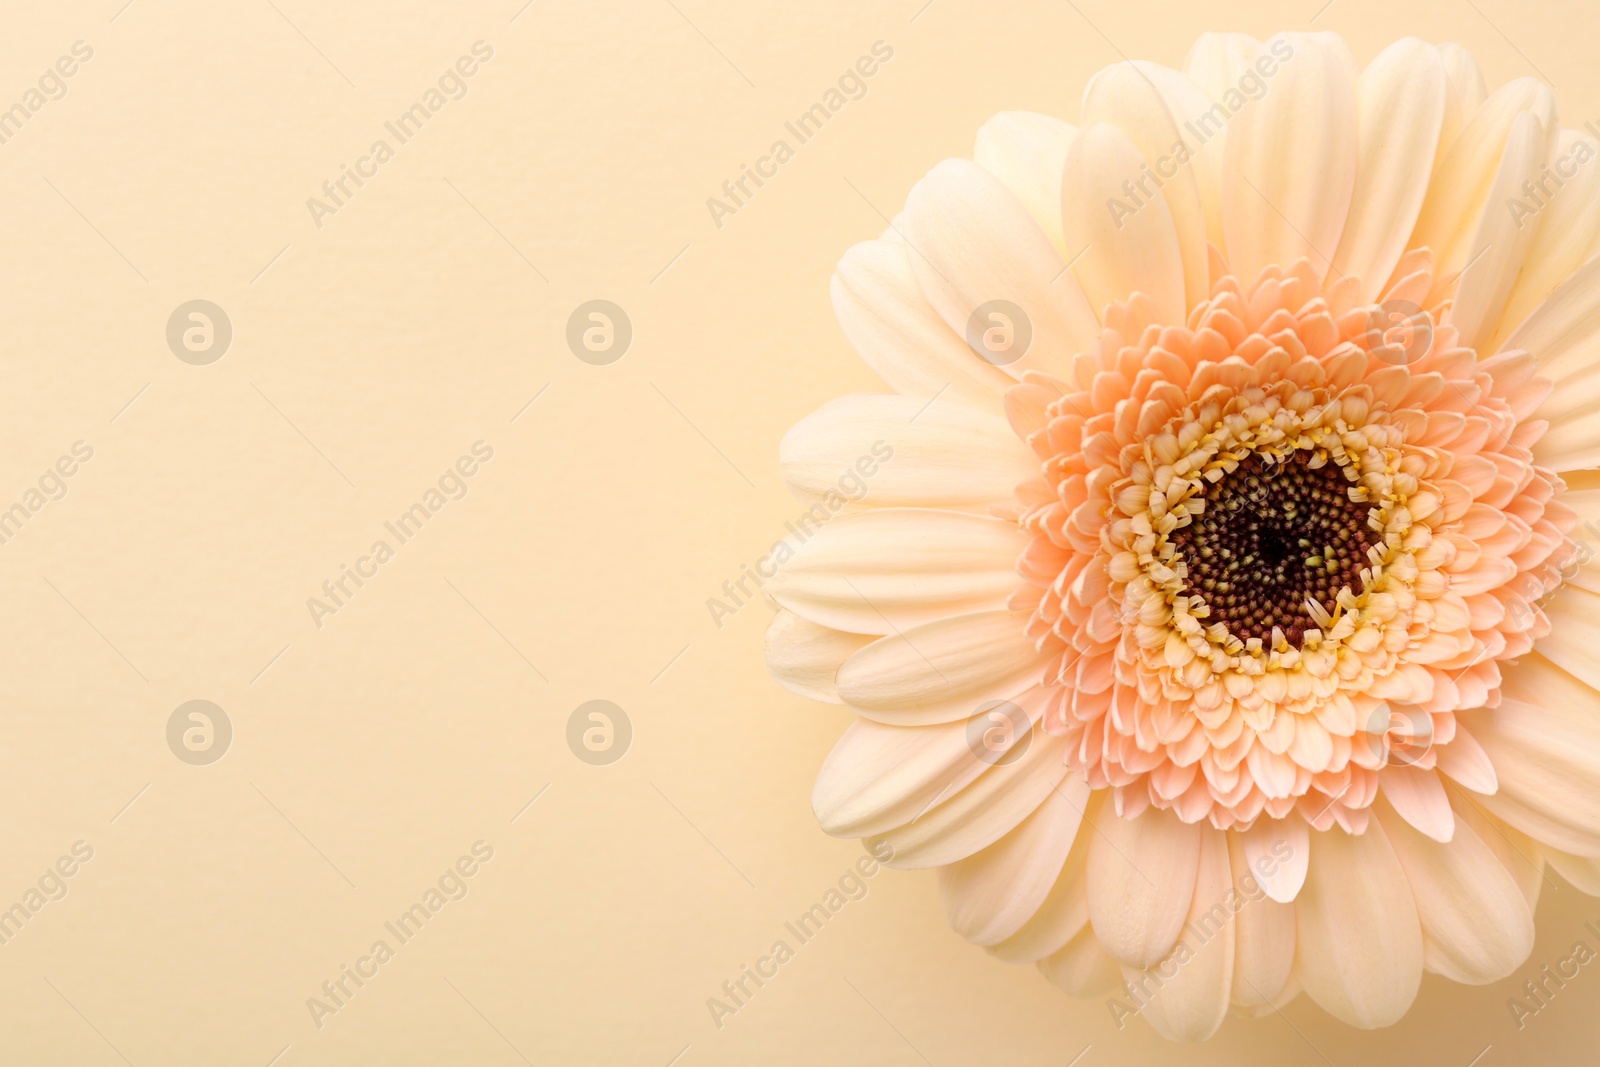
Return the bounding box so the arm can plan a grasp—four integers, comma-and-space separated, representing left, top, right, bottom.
2, 0, 1598, 1063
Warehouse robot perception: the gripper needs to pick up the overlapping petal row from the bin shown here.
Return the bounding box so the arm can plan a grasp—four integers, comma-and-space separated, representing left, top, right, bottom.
1010, 256, 1572, 832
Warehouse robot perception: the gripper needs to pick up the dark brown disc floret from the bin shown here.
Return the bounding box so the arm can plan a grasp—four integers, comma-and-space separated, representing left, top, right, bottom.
1168, 450, 1382, 646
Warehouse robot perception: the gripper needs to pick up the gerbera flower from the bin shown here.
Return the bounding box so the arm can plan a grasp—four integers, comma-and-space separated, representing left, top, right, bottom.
765, 31, 1600, 1040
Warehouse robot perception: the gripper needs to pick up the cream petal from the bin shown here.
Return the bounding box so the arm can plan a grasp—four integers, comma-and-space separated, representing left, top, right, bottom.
1534, 586, 1600, 692
1227, 833, 1296, 1008
1233, 975, 1304, 1018
1378, 800, 1535, 984
1139, 61, 1231, 249
812, 715, 1009, 838
1543, 846, 1600, 895
1434, 43, 1488, 168
836, 610, 1049, 725
1329, 39, 1447, 303
1184, 33, 1263, 113
1490, 128, 1600, 350
1568, 482, 1600, 513
1410, 77, 1558, 278
1379, 764, 1456, 843
902, 159, 1100, 377
779, 394, 1037, 513
1502, 250, 1600, 382
988, 803, 1095, 963
1241, 817, 1309, 903
1087, 805, 1202, 968
1434, 721, 1499, 795
1458, 692, 1600, 858
1129, 826, 1234, 1042
1453, 796, 1546, 911
1502, 651, 1600, 722
832, 239, 1015, 411
1294, 821, 1423, 1028
1038, 922, 1123, 996
973, 112, 1077, 257
1557, 490, 1600, 592
1508, 255, 1600, 468
1449, 110, 1550, 350
870, 732, 1072, 869
1082, 63, 1211, 308
768, 510, 1026, 637
1060, 122, 1188, 325
1533, 369, 1600, 469
1472, 787, 1600, 860
1220, 33, 1358, 283
764, 610, 873, 703
938, 781, 1088, 946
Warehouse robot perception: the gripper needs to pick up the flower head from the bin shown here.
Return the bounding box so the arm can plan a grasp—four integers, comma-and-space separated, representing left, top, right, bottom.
768, 31, 1600, 1039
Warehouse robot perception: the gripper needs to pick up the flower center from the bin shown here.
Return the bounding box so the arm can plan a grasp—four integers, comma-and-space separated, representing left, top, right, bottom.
1170, 449, 1381, 647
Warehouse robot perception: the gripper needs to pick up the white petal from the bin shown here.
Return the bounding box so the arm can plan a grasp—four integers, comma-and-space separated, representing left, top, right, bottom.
1082, 62, 1211, 308
837, 610, 1048, 725
1227, 833, 1296, 1007
1087, 805, 1202, 967
1241, 817, 1308, 902
764, 610, 872, 703
768, 509, 1026, 636
988, 802, 1095, 963
1449, 110, 1550, 350
1220, 33, 1358, 282
938, 781, 1088, 945
1129, 826, 1234, 1042
779, 394, 1036, 514
1038, 922, 1122, 996
1379, 764, 1456, 843
1379, 800, 1535, 984
1491, 128, 1600, 350
973, 112, 1076, 257
871, 733, 1072, 869
903, 159, 1101, 377
1060, 122, 1188, 325
832, 239, 1015, 411
1293, 821, 1423, 1028
1410, 77, 1557, 277
1329, 39, 1447, 303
